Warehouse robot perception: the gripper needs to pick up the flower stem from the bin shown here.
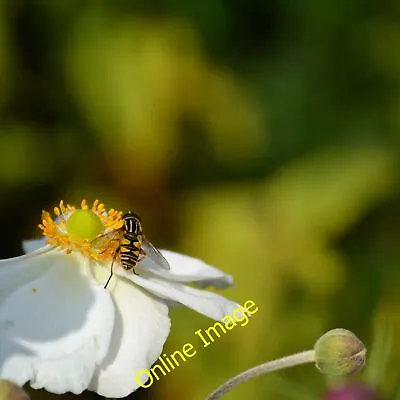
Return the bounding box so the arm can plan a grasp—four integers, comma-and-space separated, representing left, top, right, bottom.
205, 349, 316, 400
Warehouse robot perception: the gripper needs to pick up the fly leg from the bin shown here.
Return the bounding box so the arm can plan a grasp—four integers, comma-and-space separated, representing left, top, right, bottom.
138, 247, 146, 260
134, 247, 147, 276
104, 247, 120, 289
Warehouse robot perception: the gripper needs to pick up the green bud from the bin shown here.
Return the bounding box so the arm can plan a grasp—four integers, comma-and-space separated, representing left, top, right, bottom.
66, 209, 104, 241
314, 328, 367, 375
0, 380, 29, 400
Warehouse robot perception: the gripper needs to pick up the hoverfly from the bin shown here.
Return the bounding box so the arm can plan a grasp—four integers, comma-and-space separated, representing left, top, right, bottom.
92, 211, 170, 289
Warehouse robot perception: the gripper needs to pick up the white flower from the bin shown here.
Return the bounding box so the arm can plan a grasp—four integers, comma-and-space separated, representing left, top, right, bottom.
0, 200, 239, 398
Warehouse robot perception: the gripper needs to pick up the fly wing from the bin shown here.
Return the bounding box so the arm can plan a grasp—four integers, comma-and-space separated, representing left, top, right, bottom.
90, 229, 122, 253
141, 236, 170, 270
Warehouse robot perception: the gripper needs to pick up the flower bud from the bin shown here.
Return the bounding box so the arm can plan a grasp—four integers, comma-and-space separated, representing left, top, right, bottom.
314, 328, 366, 375
0, 380, 30, 400
322, 382, 381, 400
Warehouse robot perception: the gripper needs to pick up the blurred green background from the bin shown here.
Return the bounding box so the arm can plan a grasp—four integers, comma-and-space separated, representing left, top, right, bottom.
0, 0, 399, 399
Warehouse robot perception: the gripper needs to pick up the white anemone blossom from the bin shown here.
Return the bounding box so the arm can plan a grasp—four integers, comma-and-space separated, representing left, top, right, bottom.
0, 200, 239, 398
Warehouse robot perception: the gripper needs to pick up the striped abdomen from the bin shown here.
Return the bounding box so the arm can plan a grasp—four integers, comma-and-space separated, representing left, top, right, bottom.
120, 232, 143, 270
120, 212, 143, 270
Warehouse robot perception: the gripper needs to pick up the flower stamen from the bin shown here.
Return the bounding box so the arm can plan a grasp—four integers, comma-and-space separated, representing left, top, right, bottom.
38, 199, 124, 262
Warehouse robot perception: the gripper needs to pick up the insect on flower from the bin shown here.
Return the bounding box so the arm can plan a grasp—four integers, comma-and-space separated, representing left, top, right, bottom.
3, 199, 237, 398
92, 211, 170, 288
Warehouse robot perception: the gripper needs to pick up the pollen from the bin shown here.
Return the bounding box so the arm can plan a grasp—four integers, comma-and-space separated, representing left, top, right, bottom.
38, 199, 123, 261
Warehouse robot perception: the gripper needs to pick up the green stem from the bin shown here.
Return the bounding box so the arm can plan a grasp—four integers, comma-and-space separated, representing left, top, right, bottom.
205, 350, 316, 400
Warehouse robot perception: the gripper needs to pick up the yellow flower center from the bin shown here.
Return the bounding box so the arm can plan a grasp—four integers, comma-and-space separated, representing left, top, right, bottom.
38, 199, 123, 261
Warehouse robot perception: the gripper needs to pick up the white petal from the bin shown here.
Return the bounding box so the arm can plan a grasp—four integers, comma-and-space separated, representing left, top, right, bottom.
22, 239, 47, 254
137, 250, 234, 289
89, 267, 170, 398
119, 269, 240, 320
0, 253, 115, 395
0, 247, 54, 304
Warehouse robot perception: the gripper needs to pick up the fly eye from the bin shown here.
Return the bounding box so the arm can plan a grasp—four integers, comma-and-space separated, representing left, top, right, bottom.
132, 213, 141, 221
124, 212, 141, 222
122, 211, 141, 219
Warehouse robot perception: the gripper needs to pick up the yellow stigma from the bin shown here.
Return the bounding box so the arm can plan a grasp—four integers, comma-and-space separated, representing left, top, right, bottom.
38, 199, 123, 260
